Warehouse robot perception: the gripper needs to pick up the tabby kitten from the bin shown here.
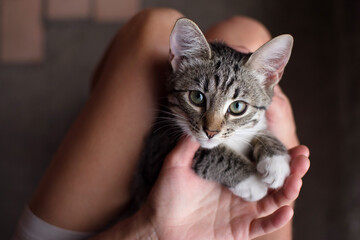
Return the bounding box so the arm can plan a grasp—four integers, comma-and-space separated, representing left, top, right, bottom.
136, 18, 293, 204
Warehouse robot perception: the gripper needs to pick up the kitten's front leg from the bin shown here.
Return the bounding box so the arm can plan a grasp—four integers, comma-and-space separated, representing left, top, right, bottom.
192, 145, 268, 201
252, 130, 291, 189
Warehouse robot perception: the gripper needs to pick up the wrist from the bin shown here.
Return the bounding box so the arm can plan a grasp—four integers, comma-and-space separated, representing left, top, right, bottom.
132, 207, 158, 240
120, 207, 157, 240
90, 207, 157, 240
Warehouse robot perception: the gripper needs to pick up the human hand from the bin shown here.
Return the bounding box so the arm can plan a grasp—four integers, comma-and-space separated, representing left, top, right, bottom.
138, 136, 310, 240
266, 85, 299, 149
92, 86, 308, 240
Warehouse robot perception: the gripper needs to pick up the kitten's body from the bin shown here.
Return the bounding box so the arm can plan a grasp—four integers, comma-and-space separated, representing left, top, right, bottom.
130, 18, 293, 213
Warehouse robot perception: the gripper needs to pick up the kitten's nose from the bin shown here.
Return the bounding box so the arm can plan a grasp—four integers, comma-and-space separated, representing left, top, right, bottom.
204, 127, 220, 139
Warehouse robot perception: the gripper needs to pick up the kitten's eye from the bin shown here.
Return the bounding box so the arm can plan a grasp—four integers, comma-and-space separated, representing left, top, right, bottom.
189, 91, 205, 106
228, 101, 247, 115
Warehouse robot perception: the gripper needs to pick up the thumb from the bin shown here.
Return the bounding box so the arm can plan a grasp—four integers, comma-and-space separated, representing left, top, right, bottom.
163, 135, 200, 169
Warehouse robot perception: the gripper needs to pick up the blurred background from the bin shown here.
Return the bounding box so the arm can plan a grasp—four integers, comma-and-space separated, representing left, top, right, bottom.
0, 0, 359, 239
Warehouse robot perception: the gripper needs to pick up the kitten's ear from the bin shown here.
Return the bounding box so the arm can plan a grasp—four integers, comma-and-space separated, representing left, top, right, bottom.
245, 34, 293, 90
169, 18, 211, 71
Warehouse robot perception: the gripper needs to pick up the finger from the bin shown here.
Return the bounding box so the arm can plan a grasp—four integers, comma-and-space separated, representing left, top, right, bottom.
249, 205, 293, 239
266, 87, 288, 117
163, 135, 200, 169
290, 155, 310, 178
273, 85, 287, 100
257, 174, 302, 215
288, 145, 310, 158
273, 84, 282, 96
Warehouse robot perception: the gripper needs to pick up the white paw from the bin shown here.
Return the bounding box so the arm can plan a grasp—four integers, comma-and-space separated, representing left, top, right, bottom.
257, 154, 290, 189
230, 175, 268, 202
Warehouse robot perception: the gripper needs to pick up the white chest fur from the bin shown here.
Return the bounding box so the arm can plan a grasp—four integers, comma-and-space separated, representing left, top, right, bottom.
223, 116, 267, 156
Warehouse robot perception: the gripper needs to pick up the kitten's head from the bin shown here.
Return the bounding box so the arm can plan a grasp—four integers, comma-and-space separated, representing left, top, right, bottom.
167, 18, 293, 148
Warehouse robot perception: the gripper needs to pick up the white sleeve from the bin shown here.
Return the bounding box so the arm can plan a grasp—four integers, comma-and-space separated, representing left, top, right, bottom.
13, 206, 95, 240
